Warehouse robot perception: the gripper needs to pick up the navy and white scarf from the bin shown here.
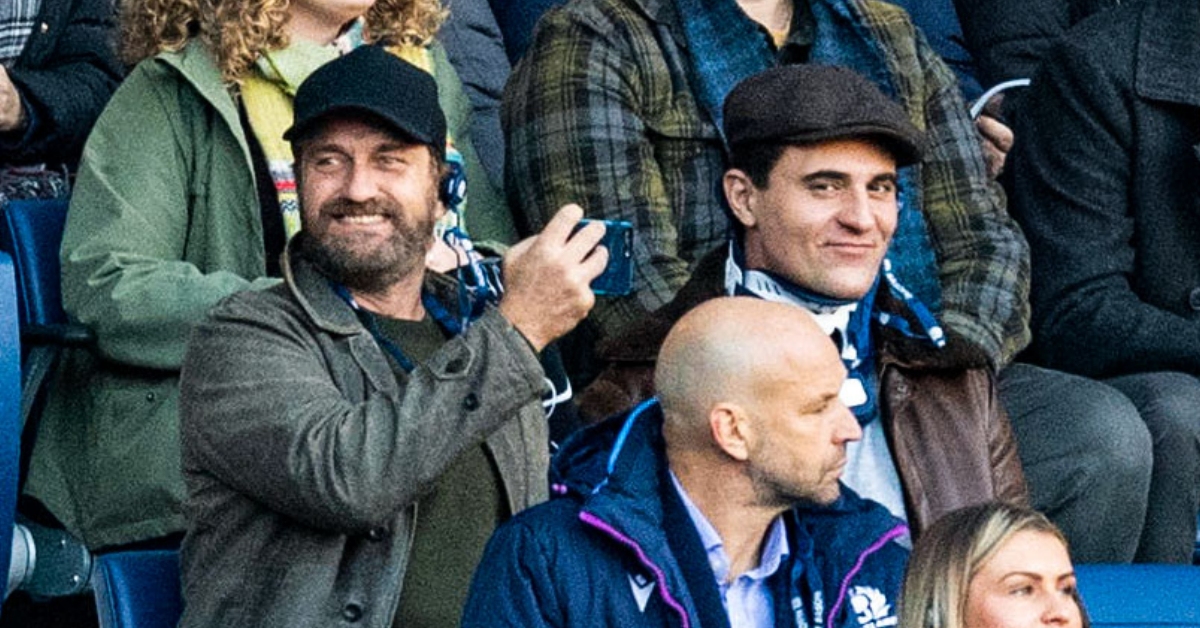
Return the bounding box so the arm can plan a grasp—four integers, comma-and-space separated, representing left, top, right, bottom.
724, 242, 944, 425
675, 0, 943, 313
0, 0, 40, 66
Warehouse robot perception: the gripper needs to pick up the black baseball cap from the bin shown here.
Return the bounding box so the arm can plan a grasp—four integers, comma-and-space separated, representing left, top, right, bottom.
722, 64, 924, 166
284, 44, 446, 154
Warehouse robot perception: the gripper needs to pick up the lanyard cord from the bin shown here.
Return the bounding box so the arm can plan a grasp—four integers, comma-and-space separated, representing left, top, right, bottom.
331, 283, 462, 373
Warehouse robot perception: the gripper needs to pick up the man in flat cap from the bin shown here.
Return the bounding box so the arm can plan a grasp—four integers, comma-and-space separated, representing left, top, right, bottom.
460, 67, 937, 628
577, 64, 1027, 538
506, 0, 1154, 564
463, 297, 909, 628
176, 45, 609, 627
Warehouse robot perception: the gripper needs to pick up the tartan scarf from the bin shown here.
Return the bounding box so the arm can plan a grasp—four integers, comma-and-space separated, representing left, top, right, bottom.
724, 239, 946, 425
0, 0, 41, 65
724, 240, 883, 425
675, 0, 942, 311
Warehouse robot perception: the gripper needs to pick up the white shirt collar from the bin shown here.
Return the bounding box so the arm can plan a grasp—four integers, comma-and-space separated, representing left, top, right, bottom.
668, 471, 790, 584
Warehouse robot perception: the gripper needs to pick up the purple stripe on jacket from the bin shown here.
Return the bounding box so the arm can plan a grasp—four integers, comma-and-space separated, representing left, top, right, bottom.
579, 511, 692, 628
826, 523, 909, 626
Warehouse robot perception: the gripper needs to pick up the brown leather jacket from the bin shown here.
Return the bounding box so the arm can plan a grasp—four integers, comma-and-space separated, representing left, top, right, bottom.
579, 249, 1028, 535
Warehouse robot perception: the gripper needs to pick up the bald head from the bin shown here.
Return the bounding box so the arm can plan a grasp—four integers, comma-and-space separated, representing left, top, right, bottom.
656, 297, 844, 450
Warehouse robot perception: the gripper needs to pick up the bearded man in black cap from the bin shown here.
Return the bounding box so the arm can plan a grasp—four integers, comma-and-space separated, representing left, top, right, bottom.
175, 45, 609, 628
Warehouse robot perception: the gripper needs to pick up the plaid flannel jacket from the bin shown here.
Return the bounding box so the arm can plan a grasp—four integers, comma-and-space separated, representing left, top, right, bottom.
503, 0, 1030, 366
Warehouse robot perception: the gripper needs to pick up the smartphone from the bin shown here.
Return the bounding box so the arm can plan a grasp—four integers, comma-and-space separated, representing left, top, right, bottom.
575, 219, 634, 296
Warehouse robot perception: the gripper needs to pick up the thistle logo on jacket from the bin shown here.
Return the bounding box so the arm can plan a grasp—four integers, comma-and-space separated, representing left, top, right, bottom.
849, 586, 897, 628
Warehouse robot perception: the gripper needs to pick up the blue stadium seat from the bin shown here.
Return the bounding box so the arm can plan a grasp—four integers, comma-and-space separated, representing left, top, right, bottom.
92, 551, 182, 628
0, 198, 94, 599
0, 253, 21, 612
0, 197, 92, 431
0, 197, 69, 330
1076, 564, 1200, 627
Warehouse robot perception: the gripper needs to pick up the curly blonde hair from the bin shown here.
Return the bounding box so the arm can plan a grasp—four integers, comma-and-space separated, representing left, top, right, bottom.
121, 0, 445, 82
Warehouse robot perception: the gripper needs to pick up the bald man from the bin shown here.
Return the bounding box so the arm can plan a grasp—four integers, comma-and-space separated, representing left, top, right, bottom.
462, 298, 909, 628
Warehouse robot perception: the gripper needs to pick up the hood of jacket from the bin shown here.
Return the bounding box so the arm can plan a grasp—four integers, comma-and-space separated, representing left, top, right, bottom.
553, 395, 906, 536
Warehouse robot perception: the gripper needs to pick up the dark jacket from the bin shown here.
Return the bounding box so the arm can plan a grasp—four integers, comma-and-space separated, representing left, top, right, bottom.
953, 0, 1125, 86
439, 0, 510, 191
890, 0, 982, 101
2, 0, 122, 167
579, 248, 1028, 535
463, 399, 910, 628
177, 236, 550, 628
1008, 0, 1200, 378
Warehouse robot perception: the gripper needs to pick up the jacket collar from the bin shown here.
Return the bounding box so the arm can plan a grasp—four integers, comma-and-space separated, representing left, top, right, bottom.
279, 232, 461, 337
625, 0, 683, 29
1135, 0, 1200, 107
154, 39, 254, 173
552, 399, 670, 506
554, 398, 905, 553
555, 401, 703, 626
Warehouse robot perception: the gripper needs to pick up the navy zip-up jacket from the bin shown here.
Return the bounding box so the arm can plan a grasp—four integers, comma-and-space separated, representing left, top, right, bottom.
462, 399, 910, 628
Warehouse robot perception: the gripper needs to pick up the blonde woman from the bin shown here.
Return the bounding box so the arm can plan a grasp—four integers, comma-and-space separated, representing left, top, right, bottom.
900, 502, 1089, 628
23, 0, 502, 556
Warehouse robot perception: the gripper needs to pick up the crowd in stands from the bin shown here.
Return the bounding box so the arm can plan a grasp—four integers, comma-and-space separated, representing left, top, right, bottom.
1, 0, 1197, 625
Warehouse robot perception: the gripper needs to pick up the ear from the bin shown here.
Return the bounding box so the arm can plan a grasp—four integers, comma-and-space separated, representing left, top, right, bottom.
723, 169, 759, 230
709, 402, 752, 462
432, 173, 449, 221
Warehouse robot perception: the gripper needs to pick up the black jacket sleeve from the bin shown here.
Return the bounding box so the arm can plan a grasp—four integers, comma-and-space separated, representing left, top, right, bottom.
952, 0, 1121, 87
1007, 20, 1200, 377
2, 0, 123, 167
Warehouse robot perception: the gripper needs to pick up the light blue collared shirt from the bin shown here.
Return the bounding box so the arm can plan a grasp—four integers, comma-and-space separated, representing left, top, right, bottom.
670, 472, 790, 628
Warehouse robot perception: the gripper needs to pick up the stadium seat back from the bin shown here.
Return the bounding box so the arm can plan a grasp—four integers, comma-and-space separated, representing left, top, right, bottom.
1076, 564, 1200, 627
0, 254, 21, 613
0, 196, 93, 442
0, 198, 70, 329
93, 551, 182, 628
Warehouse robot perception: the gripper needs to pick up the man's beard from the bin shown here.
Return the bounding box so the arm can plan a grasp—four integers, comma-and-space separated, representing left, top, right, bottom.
302, 196, 435, 295
746, 450, 839, 510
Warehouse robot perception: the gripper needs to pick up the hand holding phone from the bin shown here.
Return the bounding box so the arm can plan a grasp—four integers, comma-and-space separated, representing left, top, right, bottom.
498, 205, 608, 351
573, 219, 634, 296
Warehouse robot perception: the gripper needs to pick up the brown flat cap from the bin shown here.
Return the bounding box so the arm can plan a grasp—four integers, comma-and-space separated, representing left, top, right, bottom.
722, 64, 924, 166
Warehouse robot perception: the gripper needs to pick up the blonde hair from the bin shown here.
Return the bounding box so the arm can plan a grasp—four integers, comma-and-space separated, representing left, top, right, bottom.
120, 0, 445, 82
899, 502, 1088, 628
